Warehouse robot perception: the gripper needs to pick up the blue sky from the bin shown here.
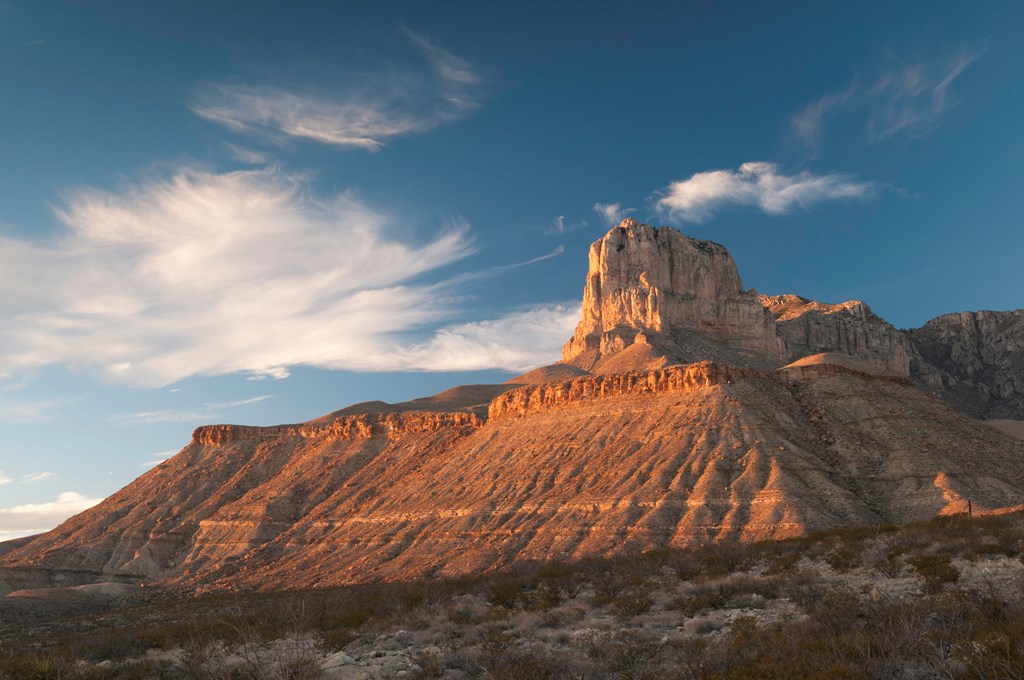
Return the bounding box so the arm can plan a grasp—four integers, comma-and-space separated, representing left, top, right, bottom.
1, 1, 1022, 538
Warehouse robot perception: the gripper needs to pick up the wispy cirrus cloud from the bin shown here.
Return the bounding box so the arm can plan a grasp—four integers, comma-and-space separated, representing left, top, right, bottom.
793, 49, 980, 151
0, 166, 478, 387
0, 491, 104, 539
0, 165, 573, 386
224, 143, 271, 165
140, 450, 178, 469
485, 246, 565, 273
543, 215, 588, 236
653, 162, 874, 223
21, 472, 56, 483
0, 471, 56, 485
111, 395, 271, 425
593, 202, 636, 227
0, 396, 78, 423
191, 31, 484, 150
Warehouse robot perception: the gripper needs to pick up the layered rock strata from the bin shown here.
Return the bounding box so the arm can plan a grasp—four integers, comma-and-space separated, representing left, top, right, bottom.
559, 221, 1021, 415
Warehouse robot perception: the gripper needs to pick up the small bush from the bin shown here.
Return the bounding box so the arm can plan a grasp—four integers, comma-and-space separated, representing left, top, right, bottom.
589, 569, 627, 605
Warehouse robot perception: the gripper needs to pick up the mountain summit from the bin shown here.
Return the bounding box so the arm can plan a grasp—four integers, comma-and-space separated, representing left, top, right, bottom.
562, 219, 783, 372
559, 220, 914, 378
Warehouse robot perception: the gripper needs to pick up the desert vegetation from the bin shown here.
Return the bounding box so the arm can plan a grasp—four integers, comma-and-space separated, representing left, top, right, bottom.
2, 511, 1024, 679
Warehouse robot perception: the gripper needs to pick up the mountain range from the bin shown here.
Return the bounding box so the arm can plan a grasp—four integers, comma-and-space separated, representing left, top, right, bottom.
2, 219, 1022, 594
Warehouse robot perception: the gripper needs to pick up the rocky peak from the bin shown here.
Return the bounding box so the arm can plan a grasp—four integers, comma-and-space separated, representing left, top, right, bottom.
561, 220, 784, 372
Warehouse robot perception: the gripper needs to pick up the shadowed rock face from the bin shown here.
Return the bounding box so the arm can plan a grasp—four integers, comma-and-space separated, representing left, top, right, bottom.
908, 310, 1024, 419
762, 295, 911, 376
561, 220, 784, 372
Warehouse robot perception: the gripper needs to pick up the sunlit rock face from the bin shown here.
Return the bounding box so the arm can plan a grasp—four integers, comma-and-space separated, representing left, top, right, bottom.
908, 310, 1024, 419
561, 219, 784, 372
559, 220, 917, 376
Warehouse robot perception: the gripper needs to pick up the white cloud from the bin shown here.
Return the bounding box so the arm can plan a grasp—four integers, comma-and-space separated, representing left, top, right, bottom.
593, 202, 636, 227
140, 450, 177, 469
0, 166, 482, 386
389, 303, 580, 373
21, 472, 56, 483
192, 31, 483, 150
0, 491, 104, 537
112, 396, 270, 425
0, 471, 10, 485
246, 367, 291, 381
654, 162, 874, 223
793, 49, 979, 149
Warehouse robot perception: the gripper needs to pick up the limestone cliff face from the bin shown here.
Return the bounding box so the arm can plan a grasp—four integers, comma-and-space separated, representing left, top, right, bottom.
489, 362, 760, 420
907, 310, 1024, 419
561, 219, 784, 372
193, 412, 482, 445
762, 295, 911, 376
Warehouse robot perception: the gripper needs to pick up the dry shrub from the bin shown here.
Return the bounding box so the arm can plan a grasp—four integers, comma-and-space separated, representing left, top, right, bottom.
611, 588, 655, 617
486, 575, 524, 610
908, 553, 960, 593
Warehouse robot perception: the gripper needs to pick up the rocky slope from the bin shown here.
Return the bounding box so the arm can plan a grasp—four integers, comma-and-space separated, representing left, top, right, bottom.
3, 361, 1023, 593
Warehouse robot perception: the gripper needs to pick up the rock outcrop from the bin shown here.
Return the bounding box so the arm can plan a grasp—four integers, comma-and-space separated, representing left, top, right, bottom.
762, 295, 911, 376
907, 310, 1024, 419
561, 220, 784, 372
559, 221, 1024, 406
